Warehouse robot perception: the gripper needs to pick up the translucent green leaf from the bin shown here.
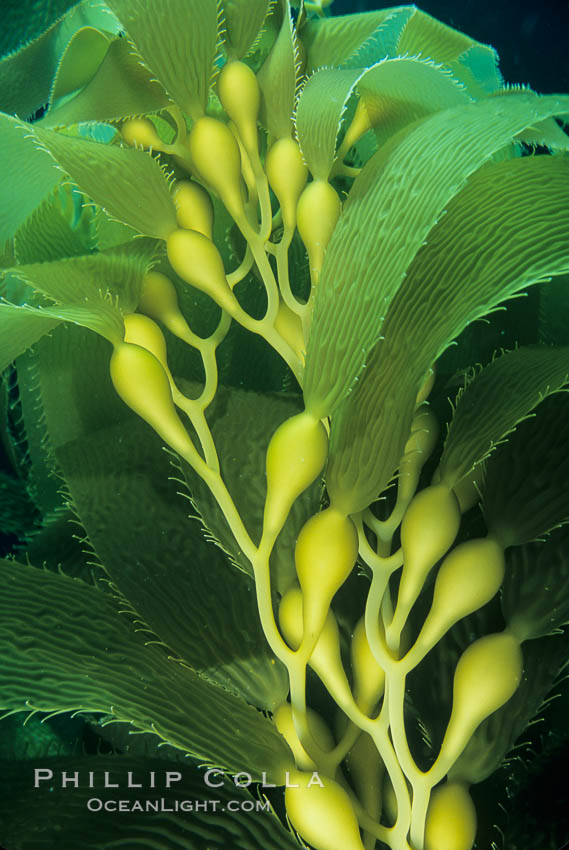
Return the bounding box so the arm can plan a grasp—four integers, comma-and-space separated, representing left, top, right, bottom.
105, 0, 221, 118
0, 303, 61, 373
295, 67, 362, 179
299, 8, 396, 73
304, 92, 569, 420
0, 112, 61, 245
397, 7, 484, 65
449, 45, 503, 96
516, 116, 569, 152
14, 185, 95, 264
481, 392, 569, 549
49, 26, 111, 105
41, 37, 171, 128
31, 124, 178, 239
0, 752, 300, 849
35, 326, 288, 709
224, 0, 271, 60
324, 151, 569, 513
440, 347, 569, 490
257, 0, 298, 139
0, 558, 292, 778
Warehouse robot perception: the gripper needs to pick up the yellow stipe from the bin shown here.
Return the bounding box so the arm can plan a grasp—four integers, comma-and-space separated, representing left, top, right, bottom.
188, 116, 245, 220
285, 770, 366, 850
266, 138, 308, 231
109, 342, 193, 457
121, 118, 164, 150
297, 180, 342, 284
424, 782, 477, 850
217, 60, 260, 155
166, 228, 237, 313
173, 180, 214, 239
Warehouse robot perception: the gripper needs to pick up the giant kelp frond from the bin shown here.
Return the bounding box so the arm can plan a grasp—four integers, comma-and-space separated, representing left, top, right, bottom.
257, 0, 299, 139
323, 150, 569, 514
223, 0, 272, 61
300, 7, 398, 72
104, 0, 222, 119
0, 558, 292, 779
439, 346, 569, 489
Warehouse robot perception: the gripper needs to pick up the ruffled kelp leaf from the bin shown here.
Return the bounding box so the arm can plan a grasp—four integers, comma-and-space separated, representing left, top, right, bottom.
448, 44, 503, 97
295, 66, 362, 180
257, 0, 299, 139
299, 8, 397, 73
449, 627, 569, 784
0, 304, 62, 373
5, 239, 157, 312
516, 116, 569, 152
0, 0, 120, 118
14, 185, 95, 264
0, 113, 61, 245
105, 0, 221, 119
224, 0, 271, 61
397, 6, 486, 65
33, 325, 288, 709
183, 384, 321, 595
0, 558, 292, 778
501, 525, 569, 643
439, 347, 569, 490
0, 0, 77, 56
304, 93, 569, 421
41, 37, 171, 127
481, 392, 569, 549
0, 753, 301, 850
49, 25, 111, 106
322, 145, 569, 513
31, 124, 178, 239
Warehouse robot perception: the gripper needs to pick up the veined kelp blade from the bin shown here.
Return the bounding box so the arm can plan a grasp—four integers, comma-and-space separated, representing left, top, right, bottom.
35, 325, 288, 710
517, 116, 569, 152
48, 25, 111, 106
0, 558, 292, 778
304, 92, 569, 421
481, 393, 569, 548
0, 304, 61, 374
104, 0, 221, 118
0, 753, 301, 849
223, 0, 271, 61
257, 0, 298, 139
41, 37, 171, 127
439, 347, 569, 489
324, 152, 569, 513
31, 124, 178, 239
449, 44, 503, 96
14, 185, 95, 263
0, 113, 60, 244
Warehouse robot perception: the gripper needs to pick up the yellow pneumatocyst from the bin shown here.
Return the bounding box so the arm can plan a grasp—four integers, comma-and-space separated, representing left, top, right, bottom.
166, 228, 237, 313
266, 138, 308, 230
297, 180, 342, 278
263, 410, 328, 538
121, 117, 163, 150
188, 116, 244, 220
295, 508, 358, 642
173, 180, 214, 239
285, 770, 365, 850
398, 406, 439, 502
109, 342, 192, 457
350, 617, 385, 713
274, 301, 306, 362
436, 631, 523, 772
123, 313, 169, 373
273, 703, 334, 771
138, 271, 190, 340
424, 782, 477, 850
217, 60, 260, 154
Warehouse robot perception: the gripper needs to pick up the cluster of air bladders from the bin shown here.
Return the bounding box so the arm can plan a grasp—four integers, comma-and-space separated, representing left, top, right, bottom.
110, 61, 522, 850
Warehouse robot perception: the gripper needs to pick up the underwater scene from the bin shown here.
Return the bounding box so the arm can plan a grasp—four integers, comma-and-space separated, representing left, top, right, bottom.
1, 0, 569, 848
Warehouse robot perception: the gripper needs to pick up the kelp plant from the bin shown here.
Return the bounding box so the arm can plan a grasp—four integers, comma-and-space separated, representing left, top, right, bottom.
1, 1, 569, 849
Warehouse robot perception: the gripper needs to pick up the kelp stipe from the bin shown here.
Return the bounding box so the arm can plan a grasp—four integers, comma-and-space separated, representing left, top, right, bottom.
1, 1, 569, 848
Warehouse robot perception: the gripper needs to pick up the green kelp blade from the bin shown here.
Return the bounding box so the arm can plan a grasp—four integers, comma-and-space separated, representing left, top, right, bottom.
183, 383, 321, 595
481, 393, 569, 549
105, 0, 221, 119
224, 0, 271, 61
5, 240, 156, 312
0, 113, 61, 245
14, 185, 95, 264
257, 0, 298, 139
299, 7, 401, 73
0, 753, 301, 850
303, 93, 569, 422
36, 325, 288, 710
0, 304, 62, 373
40, 37, 171, 128
396, 6, 486, 65
449, 625, 569, 784
325, 151, 569, 514
49, 26, 111, 105
31, 124, 178, 239
0, 0, 120, 118
0, 559, 292, 779
439, 347, 569, 490
449, 45, 503, 97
